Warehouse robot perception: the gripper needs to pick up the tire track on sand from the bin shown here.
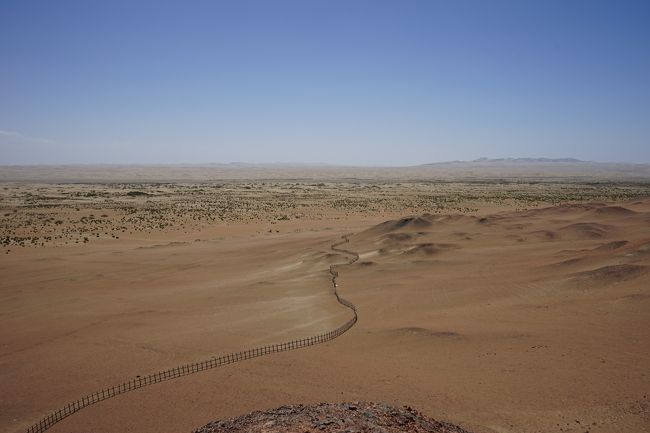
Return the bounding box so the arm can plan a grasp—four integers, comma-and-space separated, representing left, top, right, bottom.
25, 235, 359, 433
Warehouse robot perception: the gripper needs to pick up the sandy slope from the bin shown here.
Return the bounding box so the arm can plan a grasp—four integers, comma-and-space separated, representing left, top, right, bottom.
1, 199, 649, 433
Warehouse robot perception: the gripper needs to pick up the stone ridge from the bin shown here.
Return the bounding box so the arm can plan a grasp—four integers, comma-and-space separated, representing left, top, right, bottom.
194, 401, 473, 433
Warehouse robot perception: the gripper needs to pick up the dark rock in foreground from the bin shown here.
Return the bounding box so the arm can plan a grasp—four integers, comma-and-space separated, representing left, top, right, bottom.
194, 401, 472, 433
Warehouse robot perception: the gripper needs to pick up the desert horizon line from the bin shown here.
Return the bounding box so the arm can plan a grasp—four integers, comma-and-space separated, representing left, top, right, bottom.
2, 157, 650, 168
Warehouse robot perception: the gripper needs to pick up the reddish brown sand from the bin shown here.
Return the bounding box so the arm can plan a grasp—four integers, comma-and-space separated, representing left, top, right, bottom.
1, 190, 649, 433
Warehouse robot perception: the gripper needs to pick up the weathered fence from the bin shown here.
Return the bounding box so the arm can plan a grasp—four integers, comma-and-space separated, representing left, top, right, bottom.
25, 236, 359, 433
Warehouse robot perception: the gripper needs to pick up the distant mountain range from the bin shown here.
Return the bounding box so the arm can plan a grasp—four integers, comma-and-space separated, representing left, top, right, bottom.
472, 157, 584, 163
212, 158, 592, 166
422, 157, 588, 166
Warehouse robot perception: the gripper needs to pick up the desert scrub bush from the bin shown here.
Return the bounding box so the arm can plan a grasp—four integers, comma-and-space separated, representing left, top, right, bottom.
126, 191, 150, 197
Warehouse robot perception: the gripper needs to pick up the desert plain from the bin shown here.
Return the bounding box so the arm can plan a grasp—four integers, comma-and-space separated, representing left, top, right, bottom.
1, 165, 649, 433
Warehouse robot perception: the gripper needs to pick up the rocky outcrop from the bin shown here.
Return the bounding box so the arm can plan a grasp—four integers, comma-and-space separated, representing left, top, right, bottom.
194, 402, 472, 433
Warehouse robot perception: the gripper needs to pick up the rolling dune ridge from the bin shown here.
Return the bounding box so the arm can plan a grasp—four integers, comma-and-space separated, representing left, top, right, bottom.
1, 181, 649, 433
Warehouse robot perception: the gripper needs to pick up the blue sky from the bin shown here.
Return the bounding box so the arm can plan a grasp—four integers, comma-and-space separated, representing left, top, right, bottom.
1, 0, 649, 165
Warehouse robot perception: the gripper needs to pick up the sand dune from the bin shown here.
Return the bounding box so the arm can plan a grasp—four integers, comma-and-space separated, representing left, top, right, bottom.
591, 205, 637, 216
370, 216, 434, 233
557, 222, 614, 240
570, 264, 648, 284
594, 240, 629, 251
402, 243, 460, 257
1, 183, 649, 433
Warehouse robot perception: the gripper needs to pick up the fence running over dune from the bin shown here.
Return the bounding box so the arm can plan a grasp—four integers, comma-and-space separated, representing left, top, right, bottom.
25, 236, 359, 433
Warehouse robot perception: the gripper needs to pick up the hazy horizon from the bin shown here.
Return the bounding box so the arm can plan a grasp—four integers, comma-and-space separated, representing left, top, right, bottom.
2, 1, 649, 165
2, 156, 650, 168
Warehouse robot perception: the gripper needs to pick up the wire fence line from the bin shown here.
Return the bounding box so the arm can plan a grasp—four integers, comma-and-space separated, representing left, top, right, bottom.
25, 235, 359, 433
